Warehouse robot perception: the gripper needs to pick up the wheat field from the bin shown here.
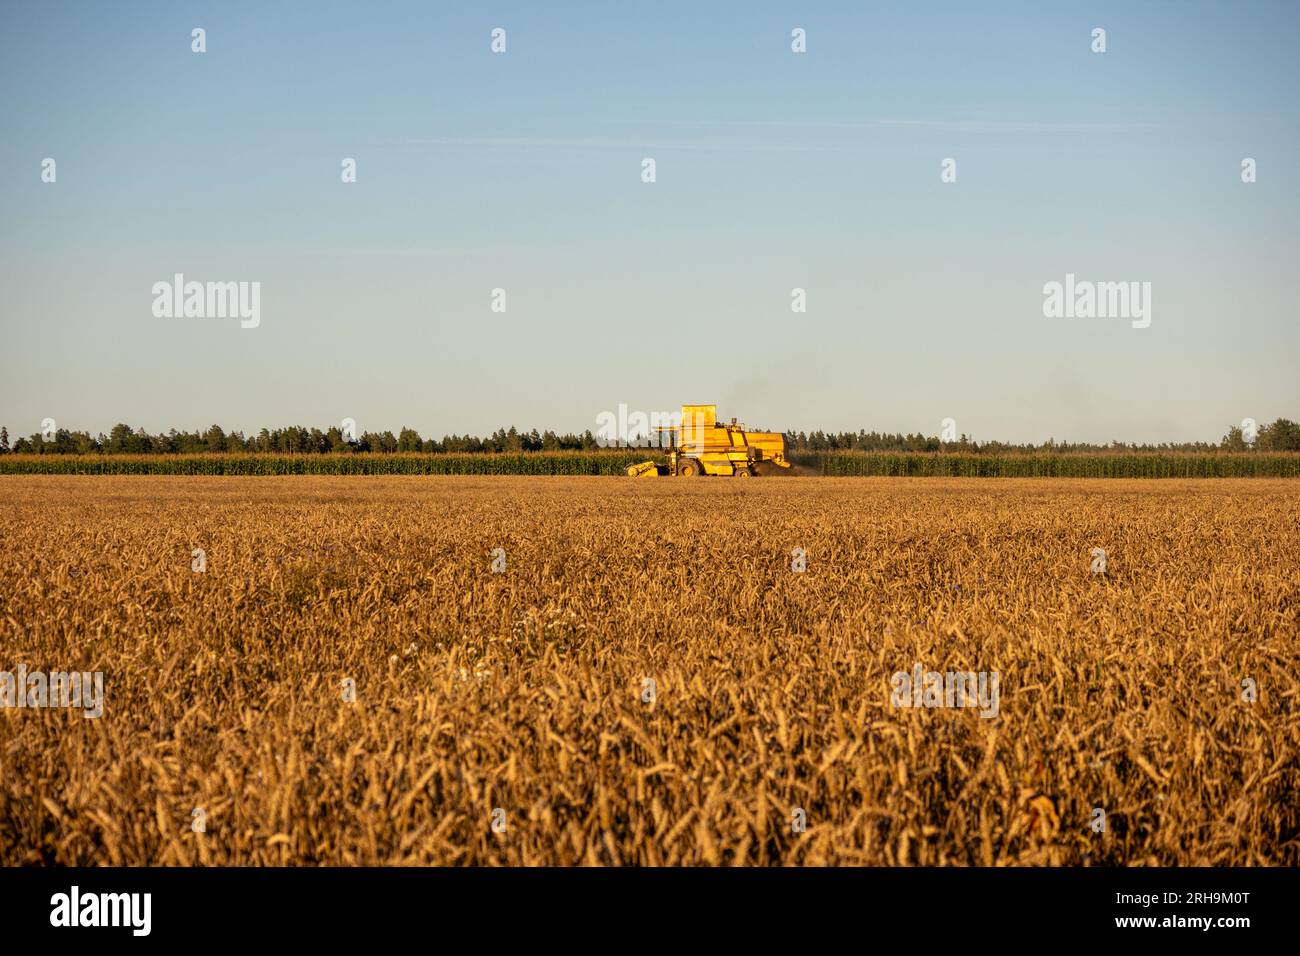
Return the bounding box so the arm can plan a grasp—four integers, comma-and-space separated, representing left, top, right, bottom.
0, 476, 1296, 866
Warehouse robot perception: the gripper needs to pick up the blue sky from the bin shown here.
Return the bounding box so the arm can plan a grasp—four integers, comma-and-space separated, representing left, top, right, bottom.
1, 1, 1297, 443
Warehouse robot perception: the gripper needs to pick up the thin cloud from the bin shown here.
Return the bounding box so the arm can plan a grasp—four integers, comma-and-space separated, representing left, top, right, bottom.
374, 118, 1160, 154
374, 135, 844, 153
600, 117, 1161, 133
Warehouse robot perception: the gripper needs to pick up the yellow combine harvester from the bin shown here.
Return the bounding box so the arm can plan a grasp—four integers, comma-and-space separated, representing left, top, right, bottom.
626, 404, 792, 478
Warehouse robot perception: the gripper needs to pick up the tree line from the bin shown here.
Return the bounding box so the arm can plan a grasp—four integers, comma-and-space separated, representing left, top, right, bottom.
0, 424, 604, 455
783, 418, 1300, 454
0, 418, 1296, 455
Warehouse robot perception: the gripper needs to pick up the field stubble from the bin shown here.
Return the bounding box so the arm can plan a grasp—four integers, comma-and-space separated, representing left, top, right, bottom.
0, 476, 1296, 866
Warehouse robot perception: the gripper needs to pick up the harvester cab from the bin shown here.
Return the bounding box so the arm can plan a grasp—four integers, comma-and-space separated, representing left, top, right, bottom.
626, 405, 792, 478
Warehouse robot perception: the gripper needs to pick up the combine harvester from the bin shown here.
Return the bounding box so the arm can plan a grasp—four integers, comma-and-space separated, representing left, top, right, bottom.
626, 404, 792, 478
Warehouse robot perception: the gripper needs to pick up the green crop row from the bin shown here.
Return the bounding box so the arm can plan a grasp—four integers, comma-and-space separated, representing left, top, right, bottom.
0, 452, 658, 476
800, 452, 1300, 478
1, 452, 1296, 477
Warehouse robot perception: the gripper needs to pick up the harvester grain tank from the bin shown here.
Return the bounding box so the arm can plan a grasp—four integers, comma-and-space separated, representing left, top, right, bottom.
626, 405, 792, 477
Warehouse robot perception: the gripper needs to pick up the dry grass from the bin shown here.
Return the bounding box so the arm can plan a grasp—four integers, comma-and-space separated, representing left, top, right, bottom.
0, 476, 1296, 866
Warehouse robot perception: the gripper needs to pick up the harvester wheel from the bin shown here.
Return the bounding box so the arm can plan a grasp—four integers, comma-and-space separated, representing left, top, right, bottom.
734, 467, 753, 478
679, 459, 702, 477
